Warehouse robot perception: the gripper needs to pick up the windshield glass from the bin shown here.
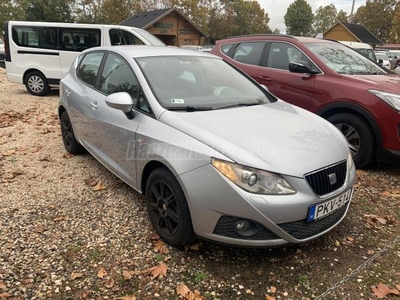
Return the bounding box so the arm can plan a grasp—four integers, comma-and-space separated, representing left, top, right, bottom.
305, 43, 387, 75
137, 56, 272, 110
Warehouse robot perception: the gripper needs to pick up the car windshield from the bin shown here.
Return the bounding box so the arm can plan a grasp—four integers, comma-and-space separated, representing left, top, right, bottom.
305, 43, 387, 75
137, 56, 272, 110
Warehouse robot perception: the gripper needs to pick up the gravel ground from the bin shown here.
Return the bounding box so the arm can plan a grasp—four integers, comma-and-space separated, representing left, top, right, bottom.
0, 67, 399, 300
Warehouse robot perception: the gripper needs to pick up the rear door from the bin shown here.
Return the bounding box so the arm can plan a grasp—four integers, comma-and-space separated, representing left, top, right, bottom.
258, 41, 318, 110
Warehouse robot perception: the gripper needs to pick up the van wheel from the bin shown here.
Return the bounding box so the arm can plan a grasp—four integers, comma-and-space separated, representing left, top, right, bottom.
145, 168, 195, 248
25, 71, 50, 96
327, 113, 375, 168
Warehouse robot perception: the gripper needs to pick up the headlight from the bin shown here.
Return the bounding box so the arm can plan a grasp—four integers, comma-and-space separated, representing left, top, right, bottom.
347, 152, 354, 171
211, 158, 296, 195
369, 90, 400, 111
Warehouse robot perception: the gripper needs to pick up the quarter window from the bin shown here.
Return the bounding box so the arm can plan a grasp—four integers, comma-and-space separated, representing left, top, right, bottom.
233, 42, 265, 65
76, 52, 104, 87
109, 29, 145, 46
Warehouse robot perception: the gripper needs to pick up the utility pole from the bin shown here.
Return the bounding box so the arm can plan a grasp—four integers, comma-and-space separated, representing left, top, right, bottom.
349, 0, 356, 23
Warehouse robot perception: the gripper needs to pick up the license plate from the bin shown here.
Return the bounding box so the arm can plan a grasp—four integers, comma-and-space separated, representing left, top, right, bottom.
307, 188, 353, 222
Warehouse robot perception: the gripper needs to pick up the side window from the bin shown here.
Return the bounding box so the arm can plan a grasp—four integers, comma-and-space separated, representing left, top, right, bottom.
267, 42, 313, 71
59, 28, 101, 51
221, 44, 233, 55
232, 42, 265, 65
109, 29, 145, 46
100, 53, 151, 113
76, 52, 104, 88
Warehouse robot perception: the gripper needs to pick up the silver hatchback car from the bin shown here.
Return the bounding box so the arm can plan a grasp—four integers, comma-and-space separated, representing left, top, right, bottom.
59, 46, 356, 247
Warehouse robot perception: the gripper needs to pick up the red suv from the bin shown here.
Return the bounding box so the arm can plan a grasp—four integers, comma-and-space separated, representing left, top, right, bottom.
211, 35, 400, 168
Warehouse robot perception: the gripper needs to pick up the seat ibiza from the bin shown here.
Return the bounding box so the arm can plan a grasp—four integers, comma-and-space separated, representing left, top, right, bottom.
59, 46, 355, 247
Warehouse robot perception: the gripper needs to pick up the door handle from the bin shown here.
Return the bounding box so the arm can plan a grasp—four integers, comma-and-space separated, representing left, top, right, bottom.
65, 89, 71, 97
90, 101, 98, 110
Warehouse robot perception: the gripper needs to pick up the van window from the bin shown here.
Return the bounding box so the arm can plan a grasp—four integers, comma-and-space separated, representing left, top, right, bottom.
60, 28, 101, 51
77, 52, 104, 87
12, 26, 57, 48
109, 29, 145, 46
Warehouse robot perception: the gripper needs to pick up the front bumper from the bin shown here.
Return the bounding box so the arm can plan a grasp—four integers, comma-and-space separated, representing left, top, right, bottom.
178, 162, 356, 247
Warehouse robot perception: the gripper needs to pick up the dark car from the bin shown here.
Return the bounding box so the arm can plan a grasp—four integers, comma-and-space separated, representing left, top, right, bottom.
211, 34, 400, 168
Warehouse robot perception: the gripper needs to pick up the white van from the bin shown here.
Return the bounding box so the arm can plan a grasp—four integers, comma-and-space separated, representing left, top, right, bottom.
338, 41, 377, 62
2, 21, 166, 95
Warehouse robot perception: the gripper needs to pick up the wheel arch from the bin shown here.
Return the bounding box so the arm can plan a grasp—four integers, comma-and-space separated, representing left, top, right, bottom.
140, 160, 177, 196
58, 105, 66, 120
317, 102, 382, 151
23, 68, 46, 84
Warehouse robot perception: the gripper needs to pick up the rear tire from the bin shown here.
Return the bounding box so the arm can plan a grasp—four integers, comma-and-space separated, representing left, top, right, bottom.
25, 71, 50, 96
145, 168, 195, 247
327, 113, 375, 168
60, 111, 85, 154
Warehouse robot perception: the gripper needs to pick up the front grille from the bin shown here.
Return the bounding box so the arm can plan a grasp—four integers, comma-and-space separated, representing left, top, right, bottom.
305, 161, 347, 196
278, 203, 349, 239
213, 216, 279, 240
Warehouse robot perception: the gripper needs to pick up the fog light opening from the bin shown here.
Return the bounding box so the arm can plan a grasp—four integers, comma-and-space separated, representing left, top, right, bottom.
234, 220, 259, 237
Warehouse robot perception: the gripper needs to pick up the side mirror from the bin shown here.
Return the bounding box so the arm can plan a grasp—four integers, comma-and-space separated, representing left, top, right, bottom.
106, 92, 135, 119
378, 59, 383, 66
289, 61, 319, 74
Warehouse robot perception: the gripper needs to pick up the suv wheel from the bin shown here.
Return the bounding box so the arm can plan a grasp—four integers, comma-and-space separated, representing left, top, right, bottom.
328, 113, 375, 168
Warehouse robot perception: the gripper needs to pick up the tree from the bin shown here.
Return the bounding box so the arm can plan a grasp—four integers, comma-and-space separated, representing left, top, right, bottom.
388, 1, 400, 43
25, 0, 73, 22
313, 4, 337, 35
284, 0, 314, 36
354, 0, 397, 43
337, 9, 348, 23
0, 0, 26, 34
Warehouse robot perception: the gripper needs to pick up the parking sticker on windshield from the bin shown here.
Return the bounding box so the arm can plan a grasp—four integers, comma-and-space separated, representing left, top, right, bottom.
171, 99, 185, 104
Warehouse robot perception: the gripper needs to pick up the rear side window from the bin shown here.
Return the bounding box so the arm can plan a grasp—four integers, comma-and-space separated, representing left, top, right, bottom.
12, 26, 57, 49
233, 42, 265, 65
76, 52, 104, 87
221, 44, 234, 54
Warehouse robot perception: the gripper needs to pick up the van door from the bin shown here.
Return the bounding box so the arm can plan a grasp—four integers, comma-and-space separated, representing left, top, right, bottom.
58, 27, 102, 77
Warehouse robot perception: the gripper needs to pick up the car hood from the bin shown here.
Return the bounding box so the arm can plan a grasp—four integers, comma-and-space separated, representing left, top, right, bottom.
159, 101, 349, 177
343, 74, 400, 93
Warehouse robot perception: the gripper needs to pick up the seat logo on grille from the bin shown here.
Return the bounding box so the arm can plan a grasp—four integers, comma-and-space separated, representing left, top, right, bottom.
328, 173, 337, 185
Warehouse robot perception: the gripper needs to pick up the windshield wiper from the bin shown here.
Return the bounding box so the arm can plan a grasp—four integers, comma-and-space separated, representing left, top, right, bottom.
217, 102, 262, 110
165, 106, 214, 112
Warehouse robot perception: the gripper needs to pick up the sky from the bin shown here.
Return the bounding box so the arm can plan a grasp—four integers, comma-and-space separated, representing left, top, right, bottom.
257, 0, 363, 33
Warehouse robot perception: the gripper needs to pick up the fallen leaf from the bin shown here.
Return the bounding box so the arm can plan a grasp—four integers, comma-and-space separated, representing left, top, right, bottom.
265, 295, 275, 300
116, 296, 136, 300
54, 216, 69, 222
371, 283, 400, 299
34, 225, 47, 233
397, 284, 400, 290
122, 270, 133, 280
184, 241, 202, 251
381, 191, 392, 197
92, 182, 107, 191
335, 240, 340, 246
84, 178, 97, 187
71, 272, 83, 280
0, 292, 11, 298
147, 232, 160, 240
63, 153, 73, 159
147, 264, 168, 279
346, 236, 354, 242
97, 267, 107, 279
270, 286, 276, 293
0, 282, 6, 290
2, 150, 15, 156
104, 278, 114, 289
154, 240, 169, 254
176, 284, 191, 297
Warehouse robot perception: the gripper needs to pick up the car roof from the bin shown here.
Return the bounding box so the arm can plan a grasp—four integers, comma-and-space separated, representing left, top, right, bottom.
84, 45, 218, 59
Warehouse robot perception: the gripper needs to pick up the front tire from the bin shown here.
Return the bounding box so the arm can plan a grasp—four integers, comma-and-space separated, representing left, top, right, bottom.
60, 111, 85, 154
25, 71, 50, 96
328, 113, 375, 168
145, 168, 195, 247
